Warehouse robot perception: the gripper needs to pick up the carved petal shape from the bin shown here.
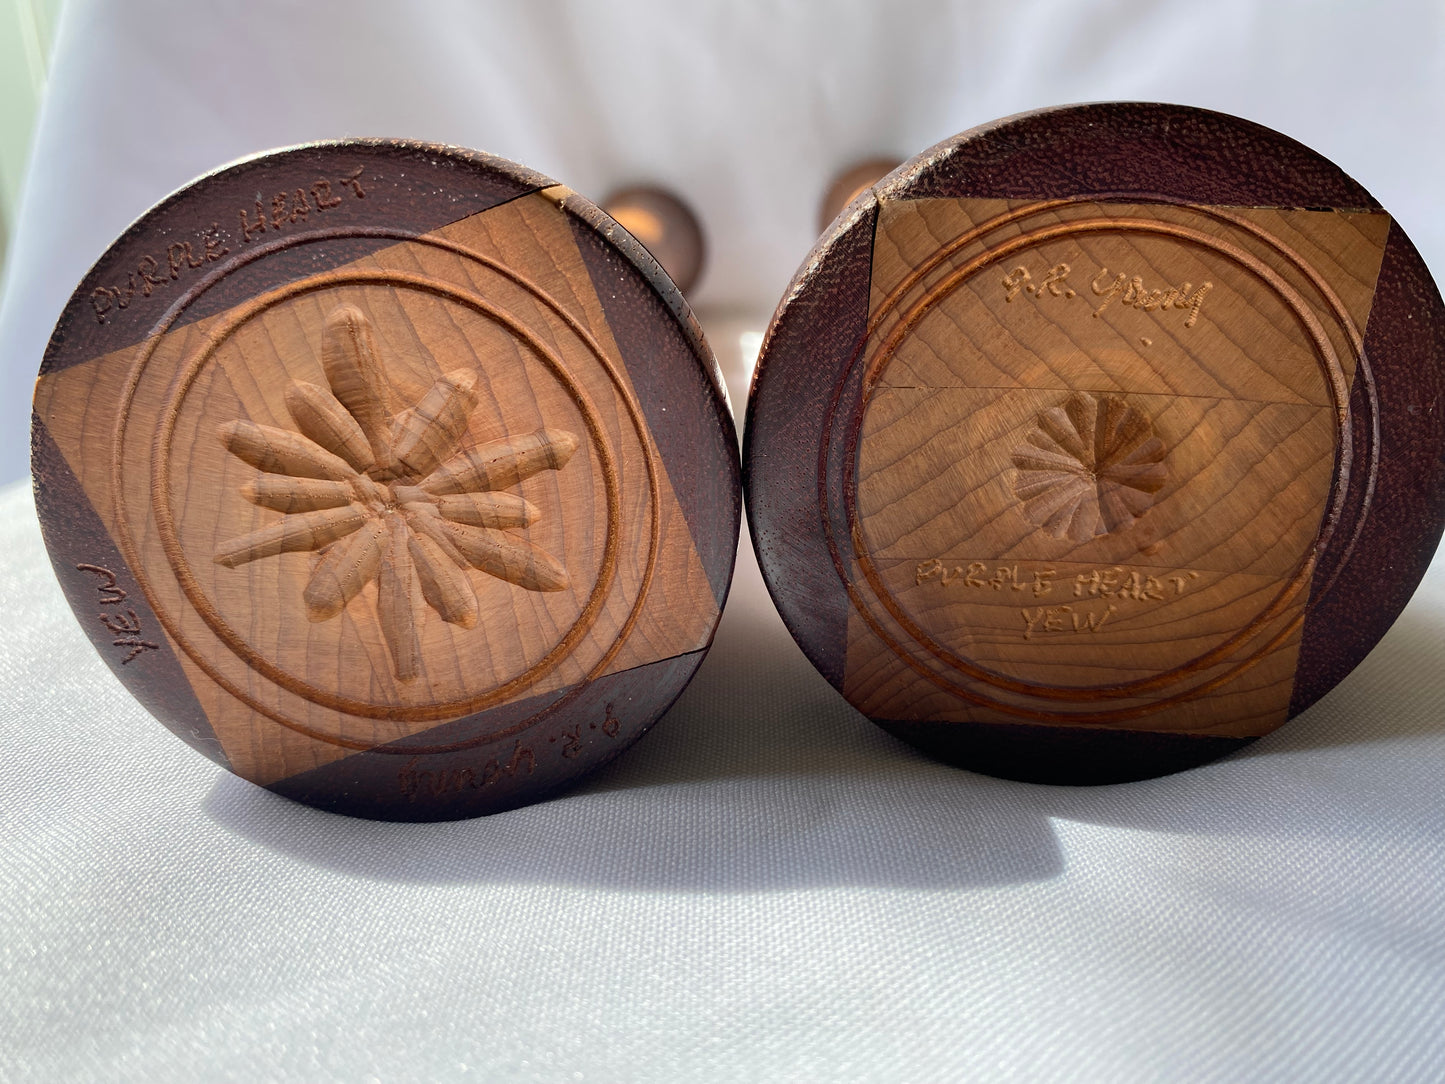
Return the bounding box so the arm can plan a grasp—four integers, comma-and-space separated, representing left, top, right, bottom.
219, 420, 356, 481
302, 518, 388, 621
214, 505, 369, 568
376, 515, 421, 683
322, 305, 395, 473
432, 518, 570, 592
391, 369, 481, 477
243, 476, 356, 514
435, 492, 541, 529
286, 380, 376, 473
420, 428, 580, 496
409, 530, 480, 628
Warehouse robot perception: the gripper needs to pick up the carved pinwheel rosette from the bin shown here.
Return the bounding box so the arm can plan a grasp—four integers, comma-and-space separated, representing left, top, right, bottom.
31, 141, 740, 819
1010, 392, 1167, 543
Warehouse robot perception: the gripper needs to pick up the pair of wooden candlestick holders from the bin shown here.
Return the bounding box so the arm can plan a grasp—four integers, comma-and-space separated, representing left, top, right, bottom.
32, 103, 1445, 820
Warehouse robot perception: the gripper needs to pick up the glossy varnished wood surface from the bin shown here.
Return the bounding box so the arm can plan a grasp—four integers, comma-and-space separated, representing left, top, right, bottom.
33, 141, 740, 819
745, 104, 1445, 783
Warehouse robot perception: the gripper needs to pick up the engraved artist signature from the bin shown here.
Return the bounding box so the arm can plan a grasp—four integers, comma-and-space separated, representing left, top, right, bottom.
1002, 261, 1212, 328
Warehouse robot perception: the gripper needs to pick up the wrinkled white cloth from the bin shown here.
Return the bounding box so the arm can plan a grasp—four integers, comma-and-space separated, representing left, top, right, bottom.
2, 2, 1445, 1082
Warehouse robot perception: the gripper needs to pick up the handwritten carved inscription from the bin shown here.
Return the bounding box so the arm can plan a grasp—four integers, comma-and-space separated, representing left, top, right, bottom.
551, 701, 625, 757
601, 702, 621, 738
1001, 261, 1213, 327
1020, 603, 1116, 640
89, 166, 368, 324
89, 228, 230, 323
398, 741, 536, 801
213, 305, 579, 682
236, 167, 366, 241
395, 702, 625, 800
915, 559, 1200, 601
77, 563, 159, 663
914, 559, 1202, 641
1010, 393, 1167, 542
1089, 266, 1212, 327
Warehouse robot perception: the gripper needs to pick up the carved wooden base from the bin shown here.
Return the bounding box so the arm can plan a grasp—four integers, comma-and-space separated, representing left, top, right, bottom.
33, 141, 740, 820
745, 103, 1445, 784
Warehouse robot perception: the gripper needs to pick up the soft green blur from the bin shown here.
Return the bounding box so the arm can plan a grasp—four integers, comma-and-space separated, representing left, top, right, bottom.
0, 0, 61, 290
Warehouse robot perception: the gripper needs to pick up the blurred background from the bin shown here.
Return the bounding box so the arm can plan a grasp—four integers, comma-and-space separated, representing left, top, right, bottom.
1, 0, 1443, 486
0, 0, 59, 295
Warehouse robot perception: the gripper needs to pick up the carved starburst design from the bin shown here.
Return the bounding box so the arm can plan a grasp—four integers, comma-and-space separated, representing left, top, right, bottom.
214, 304, 578, 682
1011, 392, 1166, 543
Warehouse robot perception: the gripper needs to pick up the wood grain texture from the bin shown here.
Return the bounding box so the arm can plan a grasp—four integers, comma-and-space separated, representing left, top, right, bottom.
745, 103, 1445, 784
33, 141, 740, 820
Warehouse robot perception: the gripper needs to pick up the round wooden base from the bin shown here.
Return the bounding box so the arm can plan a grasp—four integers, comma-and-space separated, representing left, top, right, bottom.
33, 141, 740, 819
745, 103, 1445, 784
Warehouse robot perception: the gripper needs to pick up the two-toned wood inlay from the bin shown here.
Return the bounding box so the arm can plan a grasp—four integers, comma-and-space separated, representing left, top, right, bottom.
831, 197, 1391, 736
746, 105, 1445, 784
35, 187, 726, 788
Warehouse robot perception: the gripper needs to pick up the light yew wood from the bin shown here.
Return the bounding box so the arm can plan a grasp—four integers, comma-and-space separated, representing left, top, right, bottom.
212, 304, 578, 676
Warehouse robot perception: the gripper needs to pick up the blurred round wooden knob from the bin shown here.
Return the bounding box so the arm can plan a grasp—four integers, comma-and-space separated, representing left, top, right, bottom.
745, 102, 1445, 784
32, 140, 740, 820
818, 157, 902, 233
601, 186, 705, 295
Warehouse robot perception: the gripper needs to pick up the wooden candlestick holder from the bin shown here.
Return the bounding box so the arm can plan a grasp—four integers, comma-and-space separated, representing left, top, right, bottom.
745, 103, 1445, 784
32, 140, 740, 820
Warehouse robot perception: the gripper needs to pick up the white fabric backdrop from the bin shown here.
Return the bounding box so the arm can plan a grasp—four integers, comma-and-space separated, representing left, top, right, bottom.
2, 2, 1444, 1081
